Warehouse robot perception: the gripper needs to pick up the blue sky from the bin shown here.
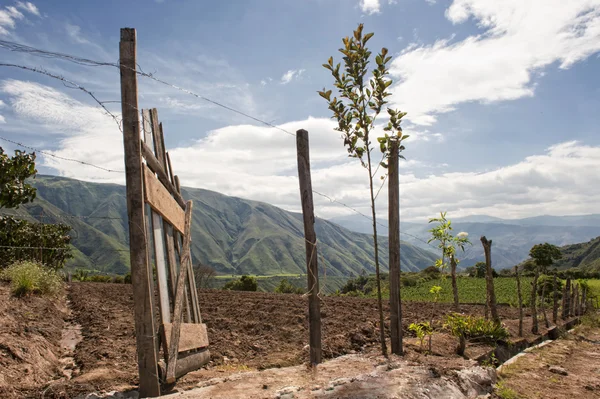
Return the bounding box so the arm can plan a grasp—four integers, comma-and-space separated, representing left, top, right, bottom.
1, 0, 600, 221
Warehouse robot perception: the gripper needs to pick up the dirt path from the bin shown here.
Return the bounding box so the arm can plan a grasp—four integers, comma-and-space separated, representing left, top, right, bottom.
496, 321, 600, 398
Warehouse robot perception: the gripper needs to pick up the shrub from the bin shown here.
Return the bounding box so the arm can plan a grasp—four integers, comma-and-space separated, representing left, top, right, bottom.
88, 274, 112, 283
222, 275, 257, 291
408, 322, 433, 351
0, 216, 72, 270
445, 313, 509, 344
124, 272, 132, 284
536, 275, 562, 302
73, 269, 89, 282
113, 275, 125, 284
274, 278, 304, 294
0, 261, 63, 297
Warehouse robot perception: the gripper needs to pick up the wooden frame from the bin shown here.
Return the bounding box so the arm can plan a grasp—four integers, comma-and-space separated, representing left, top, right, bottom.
120, 28, 209, 397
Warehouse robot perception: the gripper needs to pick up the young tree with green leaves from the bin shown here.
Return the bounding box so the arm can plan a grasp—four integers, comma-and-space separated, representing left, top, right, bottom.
528, 243, 562, 334
319, 23, 408, 356
427, 212, 470, 311
0, 147, 37, 209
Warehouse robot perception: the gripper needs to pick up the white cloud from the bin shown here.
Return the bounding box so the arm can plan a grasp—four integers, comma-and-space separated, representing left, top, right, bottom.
390, 0, 600, 125
16, 1, 40, 17
0, 100, 5, 108
280, 69, 305, 84
3, 80, 600, 222
360, 0, 380, 14
0, 115, 5, 123
65, 23, 91, 45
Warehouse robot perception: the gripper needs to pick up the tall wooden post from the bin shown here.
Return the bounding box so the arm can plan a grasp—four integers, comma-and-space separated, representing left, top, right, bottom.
388, 140, 402, 355
552, 274, 558, 324
119, 28, 161, 397
481, 236, 499, 324
296, 129, 322, 366
562, 278, 570, 319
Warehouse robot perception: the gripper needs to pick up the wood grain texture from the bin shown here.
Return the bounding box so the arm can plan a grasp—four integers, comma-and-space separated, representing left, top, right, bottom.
119, 27, 161, 398
162, 322, 209, 353
295, 129, 321, 366
141, 142, 186, 209
143, 165, 186, 233
151, 210, 171, 324
388, 140, 403, 355
158, 349, 210, 381
166, 201, 194, 383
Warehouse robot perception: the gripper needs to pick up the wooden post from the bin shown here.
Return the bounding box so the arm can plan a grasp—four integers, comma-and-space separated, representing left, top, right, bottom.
119, 28, 161, 398
562, 278, 570, 319
569, 281, 576, 316
388, 139, 402, 355
552, 274, 558, 324
573, 283, 579, 316
481, 236, 499, 324
581, 285, 587, 314
296, 129, 322, 366
514, 266, 523, 337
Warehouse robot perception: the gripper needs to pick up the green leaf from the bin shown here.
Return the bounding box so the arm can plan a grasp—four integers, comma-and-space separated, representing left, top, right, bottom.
363, 32, 374, 43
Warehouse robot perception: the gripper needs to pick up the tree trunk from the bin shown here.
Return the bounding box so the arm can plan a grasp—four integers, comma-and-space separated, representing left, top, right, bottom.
540, 280, 550, 328
573, 283, 579, 316
581, 286, 587, 315
514, 266, 523, 337
569, 281, 576, 317
365, 143, 387, 357
531, 270, 539, 334
480, 236, 499, 324
562, 278, 570, 320
457, 335, 466, 357
450, 255, 459, 312
552, 274, 558, 324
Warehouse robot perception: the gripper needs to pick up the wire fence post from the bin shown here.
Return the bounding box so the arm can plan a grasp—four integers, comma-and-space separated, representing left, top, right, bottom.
388, 139, 403, 355
119, 27, 161, 398
296, 128, 322, 366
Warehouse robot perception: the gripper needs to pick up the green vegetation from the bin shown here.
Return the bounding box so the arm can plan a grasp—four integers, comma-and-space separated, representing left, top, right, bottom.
222, 275, 258, 291
408, 322, 432, 351
14, 175, 437, 276
495, 381, 521, 399
551, 236, 600, 273
0, 147, 37, 209
274, 278, 304, 294
0, 261, 63, 297
445, 313, 509, 355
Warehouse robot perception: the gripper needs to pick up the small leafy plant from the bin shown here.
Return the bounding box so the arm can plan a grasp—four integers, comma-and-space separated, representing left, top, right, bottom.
408, 322, 433, 352
445, 313, 509, 355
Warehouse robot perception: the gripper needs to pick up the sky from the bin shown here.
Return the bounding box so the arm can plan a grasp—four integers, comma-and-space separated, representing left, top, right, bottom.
0, 0, 600, 222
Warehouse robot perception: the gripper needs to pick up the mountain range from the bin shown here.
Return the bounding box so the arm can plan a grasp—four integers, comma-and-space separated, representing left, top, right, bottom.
330, 214, 600, 270
3, 175, 438, 276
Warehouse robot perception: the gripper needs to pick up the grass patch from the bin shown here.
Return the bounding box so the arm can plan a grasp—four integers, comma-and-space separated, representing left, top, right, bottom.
0, 261, 64, 297
495, 380, 521, 399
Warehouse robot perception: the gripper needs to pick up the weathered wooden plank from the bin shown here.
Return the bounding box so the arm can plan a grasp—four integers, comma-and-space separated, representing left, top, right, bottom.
166, 152, 175, 185
142, 109, 152, 145
187, 256, 201, 323
141, 142, 186, 209
166, 201, 194, 383
150, 108, 166, 171
388, 139, 402, 355
151, 211, 171, 324
164, 224, 177, 306
295, 129, 322, 366
143, 165, 186, 233
119, 28, 161, 398
162, 322, 209, 353
158, 349, 210, 382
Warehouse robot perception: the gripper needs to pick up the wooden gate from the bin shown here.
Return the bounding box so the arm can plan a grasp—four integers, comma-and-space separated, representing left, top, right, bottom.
120, 28, 209, 397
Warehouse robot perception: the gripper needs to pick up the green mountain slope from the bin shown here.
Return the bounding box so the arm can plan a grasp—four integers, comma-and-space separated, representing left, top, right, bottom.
552, 236, 600, 272
330, 215, 600, 270
12, 175, 437, 275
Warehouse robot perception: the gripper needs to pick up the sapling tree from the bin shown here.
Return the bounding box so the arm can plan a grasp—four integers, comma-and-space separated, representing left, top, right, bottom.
0, 147, 37, 209
319, 23, 408, 356
428, 285, 441, 353
427, 212, 470, 311
528, 243, 562, 334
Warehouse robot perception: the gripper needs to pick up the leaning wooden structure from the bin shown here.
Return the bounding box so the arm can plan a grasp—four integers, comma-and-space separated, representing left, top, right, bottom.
120, 28, 209, 397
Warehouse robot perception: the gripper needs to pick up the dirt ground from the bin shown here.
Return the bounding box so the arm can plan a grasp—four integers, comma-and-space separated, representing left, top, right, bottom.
0, 281, 580, 398
59, 283, 536, 397
496, 323, 600, 399
0, 283, 69, 398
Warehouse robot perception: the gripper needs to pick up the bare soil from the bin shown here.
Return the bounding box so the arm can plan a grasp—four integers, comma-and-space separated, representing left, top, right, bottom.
497, 324, 600, 398
0, 283, 68, 398
0, 281, 579, 398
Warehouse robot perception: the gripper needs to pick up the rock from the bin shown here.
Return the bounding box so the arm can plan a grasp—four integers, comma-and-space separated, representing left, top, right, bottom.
455, 366, 497, 397
548, 366, 568, 376
275, 386, 300, 399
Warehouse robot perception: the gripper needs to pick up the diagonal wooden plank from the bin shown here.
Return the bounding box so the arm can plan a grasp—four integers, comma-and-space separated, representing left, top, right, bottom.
143, 165, 186, 234
166, 201, 194, 384
142, 109, 152, 145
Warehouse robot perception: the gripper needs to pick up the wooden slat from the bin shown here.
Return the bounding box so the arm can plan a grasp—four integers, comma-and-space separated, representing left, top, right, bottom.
187, 256, 201, 323
159, 122, 168, 171
166, 152, 175, 185
162, 322, 209, 353
142, 109, 153, 144
158, 349, 210, 381
119, 28, 161, 397
141, 142, 186, 209
166, 201, 194, 383
151, 211, 171, 324
150, 108, 166, 170
164, 224, 178, 305
143, 165, 185, 233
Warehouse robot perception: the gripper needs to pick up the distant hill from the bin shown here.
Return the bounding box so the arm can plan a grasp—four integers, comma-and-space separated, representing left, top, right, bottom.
4, 175, 438, 276
552, 236, 600, 272
330, 214, 600, 270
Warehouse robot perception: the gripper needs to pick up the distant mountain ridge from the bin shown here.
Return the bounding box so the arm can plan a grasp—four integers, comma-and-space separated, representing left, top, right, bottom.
330, 214, 600, 270
4, 175, 438, 276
